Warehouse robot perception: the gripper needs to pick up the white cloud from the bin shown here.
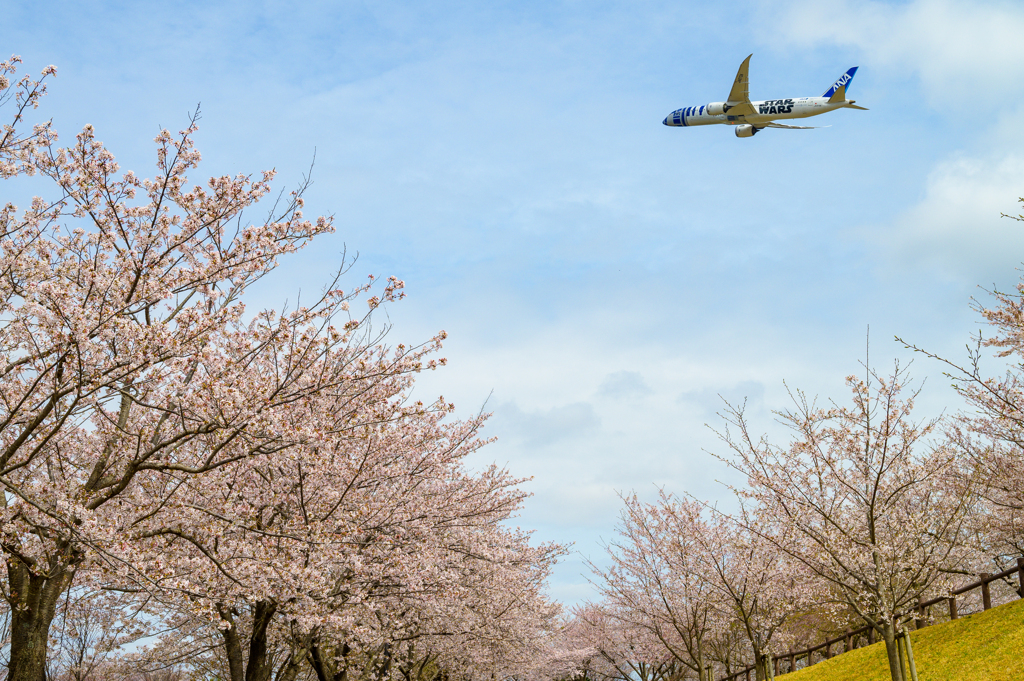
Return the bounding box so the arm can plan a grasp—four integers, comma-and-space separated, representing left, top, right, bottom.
865, 152, 1024, 282
762, 0, 1024, 104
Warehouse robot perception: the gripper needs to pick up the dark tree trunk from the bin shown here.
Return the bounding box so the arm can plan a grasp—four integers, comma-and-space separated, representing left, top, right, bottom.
275, 655, 304, 681
881, 624, 904, 681
274, 637, 310, 681
218, 605, 247, 681
309, 641, 350, 681
6, 558, 76, 681
309, 643, 333, 681
375, 644, 392, 681
218, 600, 280, 681
245, 600, 278, 681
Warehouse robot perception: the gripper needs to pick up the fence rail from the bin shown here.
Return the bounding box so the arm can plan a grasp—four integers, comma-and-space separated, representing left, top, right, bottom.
717, 557, 1024, 681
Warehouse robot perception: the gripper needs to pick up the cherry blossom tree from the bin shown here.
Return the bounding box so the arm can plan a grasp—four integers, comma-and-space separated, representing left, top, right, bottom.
590, 493, 718, 681
669, 500, 814, 680
0, 61, 565, 681
45, 585, 156, 681
122, 348, 462, 679
692, 506, 814, 681
120, 367, 564, 681
559, 604, 681, 681
0, 55, 447, 681
592, 491, 816, 681
717, 364, 975, 681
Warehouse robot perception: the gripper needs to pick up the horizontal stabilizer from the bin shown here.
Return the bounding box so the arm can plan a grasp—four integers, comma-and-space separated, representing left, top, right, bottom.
847, 103, 869, 110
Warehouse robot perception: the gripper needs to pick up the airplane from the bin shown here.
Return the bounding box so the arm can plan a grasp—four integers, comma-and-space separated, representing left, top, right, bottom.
662, 55, 866, 137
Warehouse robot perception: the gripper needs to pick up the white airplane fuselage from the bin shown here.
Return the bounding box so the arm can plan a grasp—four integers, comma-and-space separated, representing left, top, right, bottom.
663, 97, 852, 128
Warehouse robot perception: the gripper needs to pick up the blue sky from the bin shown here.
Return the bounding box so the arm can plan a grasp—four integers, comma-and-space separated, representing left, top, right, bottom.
6, 0, 1024, 605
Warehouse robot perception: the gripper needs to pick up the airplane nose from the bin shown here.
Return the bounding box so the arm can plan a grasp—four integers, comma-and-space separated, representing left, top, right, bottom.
662, 116, 670, 126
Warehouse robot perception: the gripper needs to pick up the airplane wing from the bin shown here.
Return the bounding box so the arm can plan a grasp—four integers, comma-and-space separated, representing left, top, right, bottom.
727, 54, 752, 103
762, 122, 828, 130
723, 54, 757, 117
725, 101, 757, 116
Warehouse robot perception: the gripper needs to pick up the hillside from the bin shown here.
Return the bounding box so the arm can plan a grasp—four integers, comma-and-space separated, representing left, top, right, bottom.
783, 598, 1024, 681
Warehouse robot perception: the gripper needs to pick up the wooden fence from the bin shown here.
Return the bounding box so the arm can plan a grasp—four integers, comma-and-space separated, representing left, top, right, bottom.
717, 557, 1024, 681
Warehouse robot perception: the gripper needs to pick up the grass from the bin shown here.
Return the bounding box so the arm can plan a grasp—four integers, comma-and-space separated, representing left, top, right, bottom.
780, 597, 1024, 681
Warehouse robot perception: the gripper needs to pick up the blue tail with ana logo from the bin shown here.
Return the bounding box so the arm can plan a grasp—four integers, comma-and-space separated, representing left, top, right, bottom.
823, 66, 858, 98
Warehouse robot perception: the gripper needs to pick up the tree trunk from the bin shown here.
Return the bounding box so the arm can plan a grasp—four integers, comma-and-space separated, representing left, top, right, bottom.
309, 641, 350, 681
217, 605, 247, 681
6, 558, 76, 681
276, 656, 304, 681
754, 653, 768, 681
274, 643, 308, 681
309, 643, 330, 681
246, 600, 278, 681
880, 624, 904, 681
375, 643, 392, 681
273, 632, 312, 681
218, 600, 279, 681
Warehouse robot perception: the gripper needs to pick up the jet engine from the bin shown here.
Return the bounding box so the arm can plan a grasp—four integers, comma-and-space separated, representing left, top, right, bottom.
734, 124, 758, 138
706, 102, 727, 115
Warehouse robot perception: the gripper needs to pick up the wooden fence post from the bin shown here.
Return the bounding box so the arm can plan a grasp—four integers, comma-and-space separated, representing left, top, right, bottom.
822, 642, 830, 660
788, 651, 795, 673
915, 596, 926, 629
845, 628, 852, 651
897, 634, 909, 681
868, 628, 875, 645
1017, 557, 1024, 598
982, 573, 992, 610
948, 595, 958, 620
903, 631, 920, 681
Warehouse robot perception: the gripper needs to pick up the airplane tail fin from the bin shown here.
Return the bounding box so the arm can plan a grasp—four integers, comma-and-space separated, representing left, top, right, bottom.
823, 66, 858, 99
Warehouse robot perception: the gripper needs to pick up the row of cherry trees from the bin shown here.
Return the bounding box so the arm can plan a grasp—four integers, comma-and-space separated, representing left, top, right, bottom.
0, 59, 564, 681
563, 268, 1024, 677
9, 54, 1024, 681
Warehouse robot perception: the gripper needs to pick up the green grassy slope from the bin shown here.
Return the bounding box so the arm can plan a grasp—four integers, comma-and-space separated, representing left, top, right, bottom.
782, 597, 1024, 681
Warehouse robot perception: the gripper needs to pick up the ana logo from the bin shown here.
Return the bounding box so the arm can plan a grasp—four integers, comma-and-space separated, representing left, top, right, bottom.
758, 98, 794, 115
834, 73, 851, 88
